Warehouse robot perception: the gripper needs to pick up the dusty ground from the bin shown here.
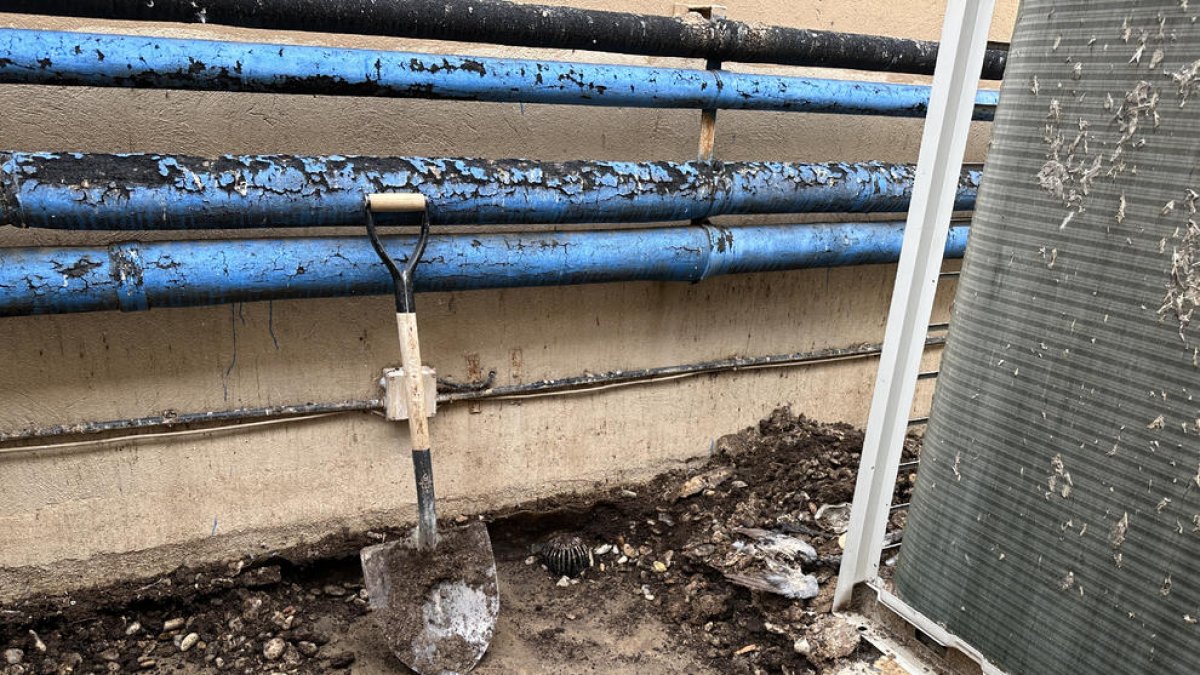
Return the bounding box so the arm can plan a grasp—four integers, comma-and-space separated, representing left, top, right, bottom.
0, 408, 917, 675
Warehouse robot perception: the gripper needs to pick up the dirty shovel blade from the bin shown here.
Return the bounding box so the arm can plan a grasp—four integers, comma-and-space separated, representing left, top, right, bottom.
360, 520, 499, 674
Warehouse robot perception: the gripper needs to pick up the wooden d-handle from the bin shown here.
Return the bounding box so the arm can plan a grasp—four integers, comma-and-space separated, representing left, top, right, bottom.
367, 193, 427, 213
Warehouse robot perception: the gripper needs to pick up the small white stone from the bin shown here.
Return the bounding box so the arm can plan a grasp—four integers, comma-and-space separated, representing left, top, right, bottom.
594, 544, 613, 556
263, 637, 287, 660
125, 622, 142, 636
524, 556, 537, 565
4, 648, 24, 665
163, 618, 185, 632
617, 555, 628, 564
179, 633, 200, 652
555, 576, 571, 588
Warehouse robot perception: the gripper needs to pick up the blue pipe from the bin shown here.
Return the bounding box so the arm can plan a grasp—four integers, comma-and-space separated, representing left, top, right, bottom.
0, 153, 982, 230
0, 29, 1000, 120
0, 222, 969, 317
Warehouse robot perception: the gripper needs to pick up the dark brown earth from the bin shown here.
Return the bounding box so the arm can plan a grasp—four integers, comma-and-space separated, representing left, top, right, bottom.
0, 407, 917, 675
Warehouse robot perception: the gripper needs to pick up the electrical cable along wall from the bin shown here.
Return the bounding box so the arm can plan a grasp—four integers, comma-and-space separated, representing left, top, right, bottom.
895, 2, 1200, 673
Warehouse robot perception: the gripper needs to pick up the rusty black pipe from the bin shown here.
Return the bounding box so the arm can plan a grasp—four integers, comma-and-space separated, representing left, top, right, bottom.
0, 0, 1007, 78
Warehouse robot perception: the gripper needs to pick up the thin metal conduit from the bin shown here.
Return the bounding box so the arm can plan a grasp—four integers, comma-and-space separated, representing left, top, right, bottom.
0, 337, 948, 448
0, 29, 999, 120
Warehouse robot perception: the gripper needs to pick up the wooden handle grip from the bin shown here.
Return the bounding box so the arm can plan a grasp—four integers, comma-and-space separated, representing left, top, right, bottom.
396, 313, 432, 451
367, 193, 427, 213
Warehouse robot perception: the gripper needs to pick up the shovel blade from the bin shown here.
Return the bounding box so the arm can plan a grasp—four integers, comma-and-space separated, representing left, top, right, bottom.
360, 521, 499, 675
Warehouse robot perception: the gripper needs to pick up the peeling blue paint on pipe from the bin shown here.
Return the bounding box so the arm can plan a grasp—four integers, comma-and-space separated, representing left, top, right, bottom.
0, 222, 969, 317
0, 28, 999, 119
0, 153, 982, 230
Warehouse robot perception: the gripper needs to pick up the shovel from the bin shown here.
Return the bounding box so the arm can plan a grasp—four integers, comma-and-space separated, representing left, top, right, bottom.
359, 193, 499, 674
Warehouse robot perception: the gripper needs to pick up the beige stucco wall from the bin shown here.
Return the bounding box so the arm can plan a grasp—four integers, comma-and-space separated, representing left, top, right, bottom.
0, 1, 1018, 600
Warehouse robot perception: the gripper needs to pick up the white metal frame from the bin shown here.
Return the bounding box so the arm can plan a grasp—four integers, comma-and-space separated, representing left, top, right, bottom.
871, 585, 1006, 675
833, 0, 997, 610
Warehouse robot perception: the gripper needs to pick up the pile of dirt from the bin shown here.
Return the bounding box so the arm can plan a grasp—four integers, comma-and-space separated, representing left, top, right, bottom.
0, 407, 917, 675
497, 406, 917, 673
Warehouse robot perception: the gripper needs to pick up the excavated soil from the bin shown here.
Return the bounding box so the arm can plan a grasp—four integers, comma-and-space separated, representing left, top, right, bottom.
0, 408, 918, 675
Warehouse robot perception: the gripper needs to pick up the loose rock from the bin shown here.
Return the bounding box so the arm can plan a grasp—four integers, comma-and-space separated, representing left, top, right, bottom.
263, 637, 287, 660
296, 641, 319, 657
163, 618, 185, 632
675, 466, 735, 500
815, 502, 852, 533
801, 616, 861, 662
179, 632, 200, 652
4, 648, 23, 665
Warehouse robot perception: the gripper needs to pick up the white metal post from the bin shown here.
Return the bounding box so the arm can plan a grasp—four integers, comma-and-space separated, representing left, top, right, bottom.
833, 0, 996, 611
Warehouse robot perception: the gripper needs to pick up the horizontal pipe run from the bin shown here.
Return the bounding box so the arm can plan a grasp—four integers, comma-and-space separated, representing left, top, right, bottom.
0, 222, 970, 317
0, 29, 998, 120
0, 0, 1007, 78
0, 336, 948, 445
0, 153, 982, 231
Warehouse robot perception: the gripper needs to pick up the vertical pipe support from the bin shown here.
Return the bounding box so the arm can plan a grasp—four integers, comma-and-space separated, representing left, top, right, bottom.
675, 5, 727, 161
697, 57, 722, 161
833, 0, 996, 611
